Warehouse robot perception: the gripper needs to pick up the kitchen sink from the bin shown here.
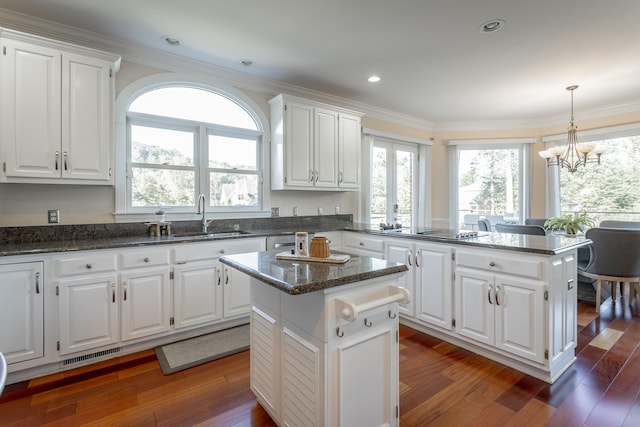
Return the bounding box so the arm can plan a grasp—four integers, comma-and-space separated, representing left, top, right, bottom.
171, 230, 252, 239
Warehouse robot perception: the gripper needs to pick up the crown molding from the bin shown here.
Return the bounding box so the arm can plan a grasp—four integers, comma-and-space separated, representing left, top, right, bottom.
1, 7, 637, 134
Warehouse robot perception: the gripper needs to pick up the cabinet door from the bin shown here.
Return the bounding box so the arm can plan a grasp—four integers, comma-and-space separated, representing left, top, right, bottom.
455, 267, 494, 346
284, 100, 314, 188
222, 263, 251, 318
250, 305, 280, 421
0, 262, 44, 364
62, 52, 112, 181
1, 39, 61, 178
385, 240, 415, 317
314, 107, 338, 188
338, 113, 361, 189
173, 261, 221, 329
58, 273, 119, 355
120, 268, 171, 341
494, 275, 545, 363
415, 243, 453, 331
332, 324, 397, 427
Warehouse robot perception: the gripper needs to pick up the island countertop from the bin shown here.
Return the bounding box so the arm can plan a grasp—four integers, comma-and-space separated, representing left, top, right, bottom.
219, 251, 408, 295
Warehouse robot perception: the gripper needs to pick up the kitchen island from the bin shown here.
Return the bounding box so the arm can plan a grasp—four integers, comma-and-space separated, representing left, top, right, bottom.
220, 251, 408, 427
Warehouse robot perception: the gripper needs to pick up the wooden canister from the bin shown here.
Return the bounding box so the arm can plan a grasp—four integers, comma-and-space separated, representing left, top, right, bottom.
309, 236, 331, 258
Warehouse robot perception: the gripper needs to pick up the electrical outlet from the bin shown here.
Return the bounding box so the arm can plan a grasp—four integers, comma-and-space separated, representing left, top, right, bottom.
293, 207, 298, 216
317, 206, 323, 215
271, 207, 279, 217
335, 206, 340, 214
233, 223, 239, 231
48, 209, 60, 224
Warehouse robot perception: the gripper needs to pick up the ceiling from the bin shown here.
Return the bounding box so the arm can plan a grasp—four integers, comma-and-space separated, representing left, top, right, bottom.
1, 0, 640, 127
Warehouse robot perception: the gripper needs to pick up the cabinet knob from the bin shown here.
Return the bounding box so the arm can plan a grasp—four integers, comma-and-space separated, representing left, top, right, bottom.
359, 242, 364, 246
489, 261, 496, 267
86, 263, 93, 269
219, 249, 225, 254
144, 257, 150, 262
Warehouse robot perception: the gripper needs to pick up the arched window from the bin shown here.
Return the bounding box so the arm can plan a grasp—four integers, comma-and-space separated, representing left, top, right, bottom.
119, 82, 265, 217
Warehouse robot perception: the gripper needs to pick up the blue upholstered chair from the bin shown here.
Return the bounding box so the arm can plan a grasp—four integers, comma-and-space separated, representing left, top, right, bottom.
599, 220, 640, 230
525, 218, 549, 228
477, 218, 491, 231
578, 228, 640, 313
495, 223, 547, 236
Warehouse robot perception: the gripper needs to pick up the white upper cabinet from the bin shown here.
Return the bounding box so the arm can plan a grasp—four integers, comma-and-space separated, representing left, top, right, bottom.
0, 28, 120, 184
269, 94, 362, 191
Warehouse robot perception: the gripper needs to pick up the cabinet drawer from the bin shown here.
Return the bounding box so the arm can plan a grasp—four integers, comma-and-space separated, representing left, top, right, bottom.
456, 250, 542, 280
119, 248, 170, 269
56, 254, 117, 276
173, 238, 266, 263
342, 233, 384, 253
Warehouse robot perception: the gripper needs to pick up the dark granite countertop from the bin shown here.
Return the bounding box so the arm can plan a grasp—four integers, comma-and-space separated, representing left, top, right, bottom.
344, 224, 591, 255
0, 230, 281, 257
219, 251, 408, 295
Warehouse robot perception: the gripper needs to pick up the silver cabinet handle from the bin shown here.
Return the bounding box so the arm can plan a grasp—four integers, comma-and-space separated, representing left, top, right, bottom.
55, 151, 59, 170
86, 263, 92, 269
489, 261, 496, 267
112, 284, 116, 303
415, 251, 421, 268
35, 272, 40, 294
123, 281, 127, 301
219, 249, 225, 254
495, 285, 501, 305
488, 284, 493, 304
364, 318, 372, 327
216, 268, 221, 286
407, 250, 412, 266
144, 257, 150, 263
339, 171, 344, 183
63, 151, 68, 171
225, 268, 229, 284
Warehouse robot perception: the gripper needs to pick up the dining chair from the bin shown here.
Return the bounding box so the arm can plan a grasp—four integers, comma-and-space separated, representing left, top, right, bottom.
477, 218, 491, 231
525, 218, 549, 228
577, 228, 640, 313
0, 351, 7, 395
599, 220, 640, 229
495, 223, 547, 236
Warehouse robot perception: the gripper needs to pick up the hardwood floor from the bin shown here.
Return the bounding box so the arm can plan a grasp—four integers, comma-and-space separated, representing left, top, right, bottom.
2, 297, 640, 426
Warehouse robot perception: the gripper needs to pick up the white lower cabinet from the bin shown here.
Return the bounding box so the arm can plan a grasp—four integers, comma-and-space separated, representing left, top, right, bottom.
173, 238, 265, 329
455, 267, 545, 363
0, 261, 44, 364
55, 252, 119, 355
385, 238, 452, 330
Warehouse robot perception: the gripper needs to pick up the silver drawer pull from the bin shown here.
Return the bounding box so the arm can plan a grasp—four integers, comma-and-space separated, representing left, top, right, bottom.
86, 263, 93, 269
489, 261, 496, 267
144, 257, 150, 262
219, 249, 225, 254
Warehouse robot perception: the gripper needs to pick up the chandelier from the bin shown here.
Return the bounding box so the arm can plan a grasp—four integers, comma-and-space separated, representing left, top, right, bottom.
538, 85, 605, 172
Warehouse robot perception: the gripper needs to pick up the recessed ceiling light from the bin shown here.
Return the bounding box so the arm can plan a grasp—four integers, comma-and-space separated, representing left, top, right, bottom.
368, 75, 381, 83
162, 36, 182, 46
480, 19, 505, 33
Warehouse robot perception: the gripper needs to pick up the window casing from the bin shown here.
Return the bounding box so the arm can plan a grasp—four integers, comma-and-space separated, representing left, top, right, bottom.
115, 78, 267, 220
544, 124, 640, 222
449, 140, 532, 230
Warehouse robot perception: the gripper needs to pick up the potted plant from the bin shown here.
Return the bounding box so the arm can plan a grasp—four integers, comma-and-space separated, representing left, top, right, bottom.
544, 212, 594, 235
155, 209, 166, 223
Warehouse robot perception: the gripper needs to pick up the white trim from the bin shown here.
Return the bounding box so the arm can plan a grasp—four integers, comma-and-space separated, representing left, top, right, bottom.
362, 127, 432, 146
114, 72, 270, 217
448, 137, 536, 146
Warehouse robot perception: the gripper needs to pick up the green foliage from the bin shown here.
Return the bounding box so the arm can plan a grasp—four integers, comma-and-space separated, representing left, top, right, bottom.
544, 211, 595, 235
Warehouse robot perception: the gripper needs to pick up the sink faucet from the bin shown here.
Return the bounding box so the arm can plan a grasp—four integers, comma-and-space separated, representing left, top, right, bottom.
197, 193, 213, 233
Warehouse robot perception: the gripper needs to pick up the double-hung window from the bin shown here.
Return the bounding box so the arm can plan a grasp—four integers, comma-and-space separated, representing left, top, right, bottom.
122, 86, 263, 215
449, 139, 533, 230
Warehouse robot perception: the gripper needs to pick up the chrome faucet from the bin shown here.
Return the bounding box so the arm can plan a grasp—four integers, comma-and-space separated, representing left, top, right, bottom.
197, 193, 213, 233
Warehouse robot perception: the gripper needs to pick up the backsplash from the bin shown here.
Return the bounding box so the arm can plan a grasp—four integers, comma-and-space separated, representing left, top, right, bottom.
0, 215, 354, 244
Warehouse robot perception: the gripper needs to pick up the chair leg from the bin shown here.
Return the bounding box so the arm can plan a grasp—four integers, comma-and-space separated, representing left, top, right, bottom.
611, 280, 617, 301
596, 279, 602, 313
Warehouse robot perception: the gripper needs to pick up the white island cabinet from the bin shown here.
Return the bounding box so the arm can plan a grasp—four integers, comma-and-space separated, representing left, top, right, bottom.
220, 251, 408, 427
